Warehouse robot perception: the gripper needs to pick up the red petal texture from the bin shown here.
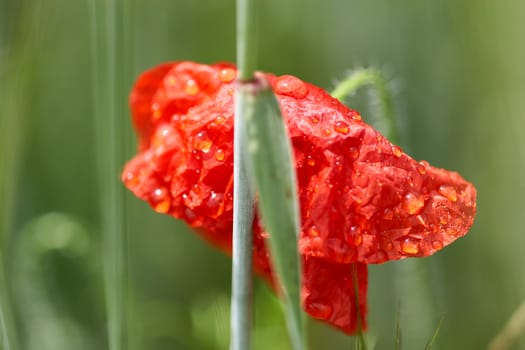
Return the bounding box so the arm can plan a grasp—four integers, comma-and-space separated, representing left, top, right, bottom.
122, 61, 477, 334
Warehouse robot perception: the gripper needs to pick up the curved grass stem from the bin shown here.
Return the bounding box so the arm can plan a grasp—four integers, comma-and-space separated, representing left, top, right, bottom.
331, 68, 399, 145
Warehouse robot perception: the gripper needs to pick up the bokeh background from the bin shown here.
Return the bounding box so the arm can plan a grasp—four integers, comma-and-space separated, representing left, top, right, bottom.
1, 0, 524, 349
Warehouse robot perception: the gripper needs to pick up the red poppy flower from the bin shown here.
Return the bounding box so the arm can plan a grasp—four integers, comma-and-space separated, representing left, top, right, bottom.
122, 61, 477, 334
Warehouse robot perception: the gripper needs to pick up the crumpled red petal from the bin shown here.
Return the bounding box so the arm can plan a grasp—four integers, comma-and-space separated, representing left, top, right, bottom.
122, 61, 476, 334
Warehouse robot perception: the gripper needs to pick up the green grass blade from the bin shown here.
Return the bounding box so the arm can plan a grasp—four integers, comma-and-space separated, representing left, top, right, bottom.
89, 0, 132, 349
352, 264, 367, 350
394, 303, 402, 350
424, 317, 443, 350
488, 299, 525, 350
243, 77, 305, 350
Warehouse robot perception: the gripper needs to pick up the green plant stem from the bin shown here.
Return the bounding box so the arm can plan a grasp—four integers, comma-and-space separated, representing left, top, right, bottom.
331, 68, 399, 145
230, 87, 255, 350
236, 0, 257, 81
89, 0, 131, 349
352, 264, 367, 350
231, 0, 257, 349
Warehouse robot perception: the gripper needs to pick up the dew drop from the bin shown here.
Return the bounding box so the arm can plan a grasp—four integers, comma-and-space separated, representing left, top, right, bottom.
152, 124, 176, 148
383, 208, 394, 220
184, 79, 199, 95
207, 191, 225, 217
218, 68, 236, 83
349, 147, 359, 159
166, 76, 176, 86
306, 155, 316, 166
432, 240, 443, 250
215, 148, 225, 161
214, 115, 226, 124
334, 121, 349, 134
403, 192, 425, 215
385, 242, 394, 251
306, 300, 333, 320
152, 102, 161, 120
191, 184, 200, 194
275, 75, 308, 98
438, 185, 458, 202
151, 188, 171, 214
310, 116, 320, 124
349, 112, 362, 121
392, 145, 402, 157
308, 225, 320, 237
440, 217, 448, 225
447, 229, 458, 236
417, 161, 427, 175
193, 130, 212, 153
401, 237, 420, 255
323, 128, 332, 136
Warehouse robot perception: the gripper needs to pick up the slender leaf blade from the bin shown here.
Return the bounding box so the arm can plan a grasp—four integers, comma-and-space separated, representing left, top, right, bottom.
241, 76, 305, 350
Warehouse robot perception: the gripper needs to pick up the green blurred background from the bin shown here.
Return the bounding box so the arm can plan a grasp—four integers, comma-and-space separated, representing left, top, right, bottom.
1, 0, 524, 349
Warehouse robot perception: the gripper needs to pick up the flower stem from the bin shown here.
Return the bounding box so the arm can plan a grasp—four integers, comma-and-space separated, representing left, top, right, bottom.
236, 0, 257, 81
230, 0, 257, 349
231, 88, 255, 350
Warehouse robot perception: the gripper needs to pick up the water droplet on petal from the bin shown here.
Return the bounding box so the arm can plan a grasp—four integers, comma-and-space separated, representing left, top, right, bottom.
385, 242, 394, 251
191, 184, 200, 194
417, 161, 427, 175
151, 188, 171, 213
401, 237, 420, 255
403, 192, 425, 215
214, 115, 226, 124
308, 225, 320, 237
349, 147, 359, 159
193, 130, 212, 152
447, 229, 458, 236
275, 75, 308, 98
152, 124, 177, 148
438, 185, 458, 202
432, 240, 443, 250
392, 145, 402, 157
323, 128, 332, 136
349, 112, 362, 121
207, 191, 225, 217
306, 300, 333, 320
310, 116, 320, 124
218, 68, 236, 83
184, 79, 199, 95
334, 121, 349, 134
383, 208, 394, 220
152, 102, 161, 120
306, 155, 316, 166
215, 148, 225, 161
